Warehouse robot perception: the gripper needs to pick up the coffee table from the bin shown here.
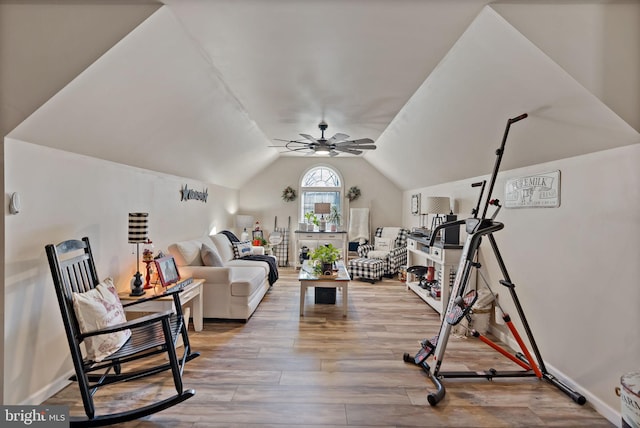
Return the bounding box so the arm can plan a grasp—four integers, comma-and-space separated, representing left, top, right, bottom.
299, 260, 350, 317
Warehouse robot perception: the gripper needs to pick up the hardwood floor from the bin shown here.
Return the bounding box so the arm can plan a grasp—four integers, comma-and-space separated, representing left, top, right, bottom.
43, 268, 613, 427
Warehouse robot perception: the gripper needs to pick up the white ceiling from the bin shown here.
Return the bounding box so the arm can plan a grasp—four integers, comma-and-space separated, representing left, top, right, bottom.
7, 0, 640, 189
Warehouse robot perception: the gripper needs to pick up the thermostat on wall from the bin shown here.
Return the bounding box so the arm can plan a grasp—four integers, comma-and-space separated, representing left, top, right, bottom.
9, 192, 20, 214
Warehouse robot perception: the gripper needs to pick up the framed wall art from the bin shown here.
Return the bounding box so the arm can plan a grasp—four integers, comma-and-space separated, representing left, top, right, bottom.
505, 170, 561, 208
411, 194, 421, 215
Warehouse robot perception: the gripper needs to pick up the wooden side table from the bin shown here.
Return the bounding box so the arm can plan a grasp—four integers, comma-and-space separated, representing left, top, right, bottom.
119, 278, 204, 331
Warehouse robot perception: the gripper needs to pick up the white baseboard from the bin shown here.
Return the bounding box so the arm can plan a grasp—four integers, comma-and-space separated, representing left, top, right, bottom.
20, 369, 73, 406
489, 326, 621, 427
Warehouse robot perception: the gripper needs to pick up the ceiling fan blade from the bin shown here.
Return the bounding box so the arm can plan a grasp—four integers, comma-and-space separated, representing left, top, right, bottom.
336, 138, 374, 146
334, 147, 363, 155
326, 132, 350, 144
329, 150, 340, 157
343, 144, 376, 150
299, 133, 318, 143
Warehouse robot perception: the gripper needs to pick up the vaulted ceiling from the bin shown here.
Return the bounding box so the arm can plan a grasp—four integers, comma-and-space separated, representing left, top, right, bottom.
4, 0, 640, 190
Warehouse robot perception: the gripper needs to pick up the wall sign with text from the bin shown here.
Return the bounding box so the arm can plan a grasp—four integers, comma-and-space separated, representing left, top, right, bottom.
181, 184, 208, 203
505, 170, 560, 208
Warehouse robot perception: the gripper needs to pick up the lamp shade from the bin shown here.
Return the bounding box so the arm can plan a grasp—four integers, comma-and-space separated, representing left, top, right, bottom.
128, 212, 148, 243
421, 197, 450, 214
236, 215, 254, 230
314, 202, 331, 215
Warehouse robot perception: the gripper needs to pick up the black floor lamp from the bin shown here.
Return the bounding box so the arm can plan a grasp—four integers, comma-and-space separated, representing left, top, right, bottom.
129, 212, 148, 296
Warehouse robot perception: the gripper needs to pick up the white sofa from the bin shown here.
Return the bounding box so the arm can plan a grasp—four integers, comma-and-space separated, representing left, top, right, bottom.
168, 233, 274, 321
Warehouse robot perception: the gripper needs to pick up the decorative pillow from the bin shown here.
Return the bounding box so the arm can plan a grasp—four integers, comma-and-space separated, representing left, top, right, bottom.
72, 277, 131, 362
232, 240, 253, 259
201, 243, 224, 267
374, 237, 392, 251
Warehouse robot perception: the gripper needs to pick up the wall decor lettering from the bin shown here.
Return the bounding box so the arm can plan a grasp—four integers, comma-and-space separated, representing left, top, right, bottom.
181, 184, 208, 203
505, 170, 560, 208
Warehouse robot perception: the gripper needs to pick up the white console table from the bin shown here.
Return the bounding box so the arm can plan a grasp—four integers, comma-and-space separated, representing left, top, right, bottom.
294, 230, 348, 268
405, 237, 475, 319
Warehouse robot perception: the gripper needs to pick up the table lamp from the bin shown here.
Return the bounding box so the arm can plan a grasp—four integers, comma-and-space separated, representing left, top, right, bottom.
421, 196, 451, 235
128, 212, 149, 296
314, 203, 331, 232
236, 214, 254, 241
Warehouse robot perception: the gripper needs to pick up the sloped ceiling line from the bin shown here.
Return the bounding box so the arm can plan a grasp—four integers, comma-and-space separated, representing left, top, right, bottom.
366, 5, 639, 191
6, 1, 639, 191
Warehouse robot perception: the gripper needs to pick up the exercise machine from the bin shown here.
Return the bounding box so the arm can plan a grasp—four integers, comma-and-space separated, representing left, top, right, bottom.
403, 113, 586, 406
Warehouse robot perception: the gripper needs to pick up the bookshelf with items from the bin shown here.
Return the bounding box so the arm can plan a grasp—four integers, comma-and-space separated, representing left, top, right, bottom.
405, 237, 475, 319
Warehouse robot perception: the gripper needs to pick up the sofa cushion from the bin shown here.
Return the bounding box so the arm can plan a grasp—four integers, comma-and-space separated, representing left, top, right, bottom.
230, 267, 266, 297
232, 241, 253, 259
201, 243, 224, 267
210, 233, 235, 262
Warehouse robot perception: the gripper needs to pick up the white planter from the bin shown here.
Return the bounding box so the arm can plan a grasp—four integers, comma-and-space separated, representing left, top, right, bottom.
307, 224, 315, 231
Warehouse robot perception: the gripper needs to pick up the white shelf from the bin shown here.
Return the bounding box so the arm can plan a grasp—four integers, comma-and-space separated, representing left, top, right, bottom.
406, 281, 443, 314
405, 238, 475, 319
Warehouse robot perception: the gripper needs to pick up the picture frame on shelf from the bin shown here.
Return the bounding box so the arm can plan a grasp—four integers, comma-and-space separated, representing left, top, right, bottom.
154, 256, 181, 287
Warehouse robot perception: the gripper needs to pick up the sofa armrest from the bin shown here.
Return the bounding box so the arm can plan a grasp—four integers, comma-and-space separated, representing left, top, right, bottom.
251, 246, 265, 255
177, 265, 232, 283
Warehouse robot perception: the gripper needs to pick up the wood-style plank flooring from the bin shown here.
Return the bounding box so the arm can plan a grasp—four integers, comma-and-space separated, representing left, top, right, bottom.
43, 267, 613, 427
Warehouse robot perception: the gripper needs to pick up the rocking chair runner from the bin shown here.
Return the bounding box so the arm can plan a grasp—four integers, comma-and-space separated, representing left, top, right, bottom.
45, 237, 200, 427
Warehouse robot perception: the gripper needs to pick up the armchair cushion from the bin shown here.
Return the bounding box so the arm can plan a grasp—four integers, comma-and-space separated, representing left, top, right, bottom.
367, 250, 390, 259
72, 277, 131, 362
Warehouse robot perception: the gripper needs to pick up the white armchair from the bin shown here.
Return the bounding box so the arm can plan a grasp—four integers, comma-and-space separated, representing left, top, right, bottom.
357, 227, 409, 276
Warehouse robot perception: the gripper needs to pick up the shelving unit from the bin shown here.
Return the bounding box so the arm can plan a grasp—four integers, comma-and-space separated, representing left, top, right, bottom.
405, 237, 475, 318
293, 230, 348, 269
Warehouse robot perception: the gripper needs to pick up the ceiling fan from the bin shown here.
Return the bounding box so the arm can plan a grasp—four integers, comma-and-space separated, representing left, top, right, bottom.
270, 121, 376, 156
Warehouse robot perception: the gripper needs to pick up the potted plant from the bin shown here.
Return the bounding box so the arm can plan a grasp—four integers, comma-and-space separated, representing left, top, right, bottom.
304, 211, 318, 231
309, 243, 341, 276
327, 206, 341, 232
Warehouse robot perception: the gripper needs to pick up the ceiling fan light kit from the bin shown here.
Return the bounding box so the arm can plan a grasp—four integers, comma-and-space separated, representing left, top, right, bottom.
271, 121, 376, 156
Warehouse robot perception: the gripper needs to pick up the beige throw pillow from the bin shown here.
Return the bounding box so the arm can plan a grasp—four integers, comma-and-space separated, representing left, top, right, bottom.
201, 243, 224, 267
72, 277, 131, 362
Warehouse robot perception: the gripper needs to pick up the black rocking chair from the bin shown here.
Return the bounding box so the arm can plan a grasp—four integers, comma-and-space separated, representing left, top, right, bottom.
45, 237, 200, 427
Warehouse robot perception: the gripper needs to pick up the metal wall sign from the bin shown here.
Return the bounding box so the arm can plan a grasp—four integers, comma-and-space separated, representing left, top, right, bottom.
180, 184, 208, 202
505, 170, 560, 208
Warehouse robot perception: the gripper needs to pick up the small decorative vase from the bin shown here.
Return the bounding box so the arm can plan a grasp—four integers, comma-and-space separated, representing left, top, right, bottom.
307, 223, 315, 231
321, 262, 333, 276
426, 266, 435, 282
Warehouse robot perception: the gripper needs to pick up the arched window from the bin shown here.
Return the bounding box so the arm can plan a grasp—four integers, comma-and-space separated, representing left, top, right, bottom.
299, 166, 343, 224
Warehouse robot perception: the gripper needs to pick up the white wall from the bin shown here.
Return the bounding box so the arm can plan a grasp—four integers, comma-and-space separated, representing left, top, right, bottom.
403, 144, 640, 423
238, 156, 403, 260
3, 139, 237, 405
